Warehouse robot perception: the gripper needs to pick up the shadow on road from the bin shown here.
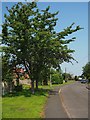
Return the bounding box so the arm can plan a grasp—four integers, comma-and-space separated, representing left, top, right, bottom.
48, 90, 58, 95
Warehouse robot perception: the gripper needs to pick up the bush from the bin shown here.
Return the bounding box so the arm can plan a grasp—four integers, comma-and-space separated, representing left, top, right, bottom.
20, 76, 25, 80
52, 73, 63, 84
14, 85, 22, 92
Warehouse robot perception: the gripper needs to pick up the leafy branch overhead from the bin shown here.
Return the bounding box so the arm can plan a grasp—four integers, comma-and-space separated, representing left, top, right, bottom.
1, 2, 83, 91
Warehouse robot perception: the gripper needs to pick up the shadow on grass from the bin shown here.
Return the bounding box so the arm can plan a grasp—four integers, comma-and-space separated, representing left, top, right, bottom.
3, 88, 50, 98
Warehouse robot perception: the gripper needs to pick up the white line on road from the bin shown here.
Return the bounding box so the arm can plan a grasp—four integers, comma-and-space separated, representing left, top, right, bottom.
59, 88, 61, 93
59, 88, 72, 119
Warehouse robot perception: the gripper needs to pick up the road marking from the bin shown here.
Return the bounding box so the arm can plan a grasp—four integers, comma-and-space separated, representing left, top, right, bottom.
59, 88, 72, 119
59, 89, 61, 93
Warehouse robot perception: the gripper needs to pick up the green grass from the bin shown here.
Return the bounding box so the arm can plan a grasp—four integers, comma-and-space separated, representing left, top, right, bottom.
39, 80, 75, 89
2, 88, 49, 118
2, 80, 75, 118
0, 97, 2, 120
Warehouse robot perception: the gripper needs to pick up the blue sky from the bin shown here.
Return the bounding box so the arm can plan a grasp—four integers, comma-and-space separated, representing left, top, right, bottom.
1, 2, 88, 76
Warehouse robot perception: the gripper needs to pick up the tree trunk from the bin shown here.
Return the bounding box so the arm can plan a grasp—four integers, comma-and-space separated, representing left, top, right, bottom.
36, 79, 38, 89
7, 82, 11, 93
16, 73, 19, 86
31, 80, 34, 94
17, 78, 19, 86
12, 81, 15, 92
43, 79, 48, 85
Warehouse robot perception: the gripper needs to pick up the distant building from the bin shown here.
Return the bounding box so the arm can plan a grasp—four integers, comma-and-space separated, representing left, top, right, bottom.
13, 67, 30, 79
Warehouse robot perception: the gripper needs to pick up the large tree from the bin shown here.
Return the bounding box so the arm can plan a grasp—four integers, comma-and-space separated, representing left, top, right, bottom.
82, 62, 90, 82
1, 2, 82, 93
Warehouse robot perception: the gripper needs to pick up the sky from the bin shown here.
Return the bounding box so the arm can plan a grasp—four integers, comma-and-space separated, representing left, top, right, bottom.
1, 2, 88, 76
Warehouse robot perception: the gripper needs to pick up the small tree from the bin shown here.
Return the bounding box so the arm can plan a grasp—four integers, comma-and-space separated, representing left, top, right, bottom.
74, 75, 78, 81
51, 69, 63, 84
82, 62, 90, 82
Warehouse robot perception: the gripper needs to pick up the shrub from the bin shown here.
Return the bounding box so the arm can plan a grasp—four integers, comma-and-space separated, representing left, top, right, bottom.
52, 73, 63, 84
14, 85, 22, 92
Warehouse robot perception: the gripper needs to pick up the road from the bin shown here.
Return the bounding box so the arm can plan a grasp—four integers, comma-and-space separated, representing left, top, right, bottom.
60, 81, 88, 118
45, 86, 68, 118
45, 81, 88, 119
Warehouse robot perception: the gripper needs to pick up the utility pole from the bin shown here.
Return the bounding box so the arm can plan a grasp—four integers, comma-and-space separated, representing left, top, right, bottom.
50, 67, 52, 87
65, 67, 66, 74
65, 67, 67, 82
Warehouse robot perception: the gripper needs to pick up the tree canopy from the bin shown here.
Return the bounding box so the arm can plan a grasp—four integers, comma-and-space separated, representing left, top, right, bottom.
82, 62, 90, 82
1, 2, 83, 93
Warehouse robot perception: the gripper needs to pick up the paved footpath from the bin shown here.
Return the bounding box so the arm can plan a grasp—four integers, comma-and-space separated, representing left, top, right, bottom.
45, 86, 69, 118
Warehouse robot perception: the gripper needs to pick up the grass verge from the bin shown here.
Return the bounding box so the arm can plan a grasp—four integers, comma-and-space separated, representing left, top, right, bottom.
2, 80, 75, 118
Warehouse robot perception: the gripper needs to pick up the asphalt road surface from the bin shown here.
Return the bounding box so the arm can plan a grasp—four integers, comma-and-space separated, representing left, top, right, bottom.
60, 81, 88, 118
45, 81, 88, 119
45, 86, 68, 118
